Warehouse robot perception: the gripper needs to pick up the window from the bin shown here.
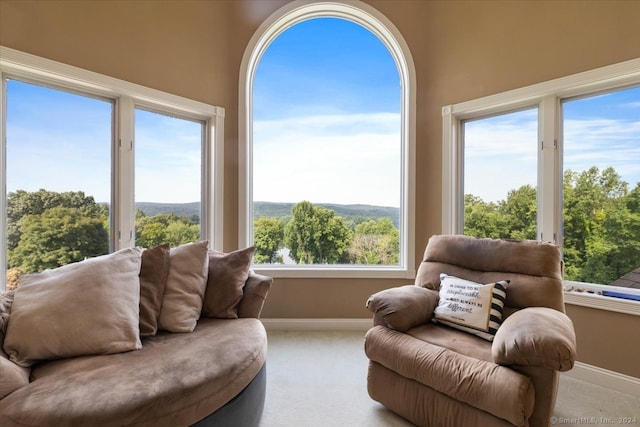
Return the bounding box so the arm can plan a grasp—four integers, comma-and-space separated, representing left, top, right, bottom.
239, 1, 416, 278
134, 108, 205, 248
443, 59, 640, 295
1, 47, 224, 291
462, 107, 538, 239
5, 81, 113, 287
562, 87, 640, 285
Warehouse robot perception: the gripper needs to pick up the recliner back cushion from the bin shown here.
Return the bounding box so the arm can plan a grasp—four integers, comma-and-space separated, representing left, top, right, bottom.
415, 235, 565, 312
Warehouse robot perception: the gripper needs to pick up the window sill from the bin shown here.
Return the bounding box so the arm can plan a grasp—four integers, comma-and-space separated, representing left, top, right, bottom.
251, 265, 416, 280
563, 281, 640, 316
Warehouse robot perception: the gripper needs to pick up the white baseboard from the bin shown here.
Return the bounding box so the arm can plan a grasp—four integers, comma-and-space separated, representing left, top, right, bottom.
261, 318, 372, 332
562, 362, 640, 398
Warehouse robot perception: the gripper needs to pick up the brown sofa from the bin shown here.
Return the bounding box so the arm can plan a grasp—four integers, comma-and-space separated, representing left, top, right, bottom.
365, 235, 577, 427
0, 245, 271, 427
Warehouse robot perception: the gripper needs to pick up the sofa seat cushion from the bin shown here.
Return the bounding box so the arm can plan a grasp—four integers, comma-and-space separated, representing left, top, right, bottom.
0, 318, 267, 427
365, 326, 535, 427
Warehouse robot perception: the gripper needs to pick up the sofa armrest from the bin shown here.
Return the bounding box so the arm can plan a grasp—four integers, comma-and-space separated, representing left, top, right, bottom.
237, 273, 272, 319
366, 285, 439, 332
492, 307, 577, 372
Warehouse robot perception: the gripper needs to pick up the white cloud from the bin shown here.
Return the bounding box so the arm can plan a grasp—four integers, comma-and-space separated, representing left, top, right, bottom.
463, 111, 538, 202
564, 118, 640, 186
253, 113, 401, 207
464, 114, 640, 202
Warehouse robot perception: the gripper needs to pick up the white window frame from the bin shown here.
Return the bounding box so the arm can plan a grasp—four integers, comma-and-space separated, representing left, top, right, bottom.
0, 47, 225, 290
442, 58, 640, 315
238, 0, 416, 279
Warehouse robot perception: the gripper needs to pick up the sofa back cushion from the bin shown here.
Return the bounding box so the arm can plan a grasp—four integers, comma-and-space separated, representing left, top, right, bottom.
158, 241, 209, 333
3, 248, 143, 367
139, 244, 171, 336
202, 246, 256, 319
415, 235, 565, 313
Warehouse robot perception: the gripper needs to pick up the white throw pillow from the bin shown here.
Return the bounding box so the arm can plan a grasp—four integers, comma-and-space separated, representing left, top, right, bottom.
434, 273, 508, 341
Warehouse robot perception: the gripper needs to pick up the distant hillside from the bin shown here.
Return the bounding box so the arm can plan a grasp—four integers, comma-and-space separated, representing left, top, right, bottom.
136, 202, 201, 219
136, 201, 399, 228
254, 201, 399, 228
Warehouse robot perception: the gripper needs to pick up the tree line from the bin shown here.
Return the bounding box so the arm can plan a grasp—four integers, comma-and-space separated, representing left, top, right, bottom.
253, 200, 399, 265
5, 165, 638, 288
5, 189, 200, 289
465, 166, 639, 285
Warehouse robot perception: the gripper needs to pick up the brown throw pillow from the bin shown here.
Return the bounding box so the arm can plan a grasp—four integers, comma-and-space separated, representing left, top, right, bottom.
202, 246, 256, 319
158, 241, 209, 333
138, 244, 170, 336
3, 248, 143, 367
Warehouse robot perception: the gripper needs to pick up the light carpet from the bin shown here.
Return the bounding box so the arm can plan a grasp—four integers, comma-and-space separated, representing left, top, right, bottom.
260, 330, 639, 427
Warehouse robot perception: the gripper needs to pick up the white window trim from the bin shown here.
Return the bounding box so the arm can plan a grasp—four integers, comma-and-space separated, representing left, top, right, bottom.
238, 0, 416, 279
442, 57, 640, 313
0, 47, 225, 289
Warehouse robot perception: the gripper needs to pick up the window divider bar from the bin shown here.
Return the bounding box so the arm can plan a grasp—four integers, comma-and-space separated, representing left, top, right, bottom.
115, 97, 135, 250
539, 95, 559, 243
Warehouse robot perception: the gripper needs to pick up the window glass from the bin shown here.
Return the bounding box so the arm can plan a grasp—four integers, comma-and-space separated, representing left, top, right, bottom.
462, 108, 538, 239
562, 86, 640, 285
252, 17, 402, 266
5, 79, 112, 289
134, 108, 203, 247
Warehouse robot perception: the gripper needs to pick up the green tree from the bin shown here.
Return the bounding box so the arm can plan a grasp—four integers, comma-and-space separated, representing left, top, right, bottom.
348, 218, 399, 264
500, 185, 537, 240
254, 217, 285, 263
464, 194, 505, 238
135, 212, 199, 248
463, 167, 638, 285
563, 167, 638, 283
165, 221, 200, 247
284, 201, 352, 264
9, 207, 109, 272
7, 189, 107, 251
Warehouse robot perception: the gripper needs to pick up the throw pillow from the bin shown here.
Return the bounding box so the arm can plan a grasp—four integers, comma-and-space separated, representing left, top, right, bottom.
158, 240, 209, 333
433, 273, 509, 341
0, 289, 14, 340
202, 246, 256, 319
138, 243, 170, 336
0, 290, 28, 400
3, 248, 143, 367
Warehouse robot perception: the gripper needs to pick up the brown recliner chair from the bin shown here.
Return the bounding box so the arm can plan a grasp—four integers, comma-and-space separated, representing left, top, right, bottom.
365, 235, 577, 427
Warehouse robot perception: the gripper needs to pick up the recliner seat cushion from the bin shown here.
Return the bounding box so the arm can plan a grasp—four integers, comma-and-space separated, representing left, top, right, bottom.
406, 322, 494, 363
365, 325, 535, 426
0, 318, 267, 427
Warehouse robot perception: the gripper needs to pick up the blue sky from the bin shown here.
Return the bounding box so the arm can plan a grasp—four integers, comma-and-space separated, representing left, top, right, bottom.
464, 87, 640, 203
5, 18, 639, 207
6, 82, 203, 204
6, 82, 112, 202
253, 17, 401, 207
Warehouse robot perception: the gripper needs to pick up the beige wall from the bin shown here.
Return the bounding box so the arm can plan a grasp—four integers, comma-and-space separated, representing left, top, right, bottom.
1, 0, 639, 375
565, 305, 639, 378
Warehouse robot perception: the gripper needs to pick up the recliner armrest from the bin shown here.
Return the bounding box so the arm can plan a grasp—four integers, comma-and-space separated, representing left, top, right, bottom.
366, 285, 439, 332
492, 307, 576, 371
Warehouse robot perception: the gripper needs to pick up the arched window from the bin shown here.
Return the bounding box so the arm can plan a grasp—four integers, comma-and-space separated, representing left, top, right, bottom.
239, 0, 415, 278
